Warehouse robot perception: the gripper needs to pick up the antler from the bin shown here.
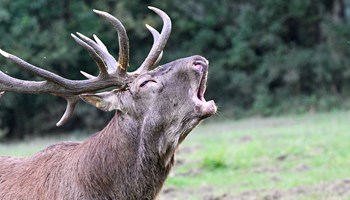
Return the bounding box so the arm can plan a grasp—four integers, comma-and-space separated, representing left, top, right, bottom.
0, 6, 172, 126
136, 7, 172, 73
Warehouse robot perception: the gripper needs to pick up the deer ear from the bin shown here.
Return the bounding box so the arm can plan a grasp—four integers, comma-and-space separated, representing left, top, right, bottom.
80, 92, 115, 112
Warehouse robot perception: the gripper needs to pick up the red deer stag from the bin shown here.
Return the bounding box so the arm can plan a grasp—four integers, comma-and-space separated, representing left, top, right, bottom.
0, 6, 216, 200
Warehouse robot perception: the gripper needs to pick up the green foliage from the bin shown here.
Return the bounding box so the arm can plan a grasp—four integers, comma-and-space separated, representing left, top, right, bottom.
1, 0, 350, 139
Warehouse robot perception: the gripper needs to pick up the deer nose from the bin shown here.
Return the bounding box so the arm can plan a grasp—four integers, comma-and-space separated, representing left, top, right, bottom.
193, 57, 208, 72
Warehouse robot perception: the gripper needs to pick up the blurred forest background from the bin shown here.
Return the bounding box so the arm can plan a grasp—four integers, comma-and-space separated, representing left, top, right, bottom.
1, 0, 350, 140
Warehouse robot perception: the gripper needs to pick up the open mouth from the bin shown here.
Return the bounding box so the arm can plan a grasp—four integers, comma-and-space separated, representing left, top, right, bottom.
192, 58, 217, 117
197, 70, 207, 101
193, 58, 208, 101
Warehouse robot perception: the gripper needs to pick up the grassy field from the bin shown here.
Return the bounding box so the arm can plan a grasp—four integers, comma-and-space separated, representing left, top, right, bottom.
1, 111, 350, 199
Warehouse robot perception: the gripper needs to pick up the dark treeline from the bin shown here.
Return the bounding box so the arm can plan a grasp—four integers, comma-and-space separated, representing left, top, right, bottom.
1, 0, 350, 140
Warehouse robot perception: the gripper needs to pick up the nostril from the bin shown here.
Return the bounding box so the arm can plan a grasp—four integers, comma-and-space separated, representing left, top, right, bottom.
193, 61, 203, 71
193, 59, 208, 72
193, 59, 207, 70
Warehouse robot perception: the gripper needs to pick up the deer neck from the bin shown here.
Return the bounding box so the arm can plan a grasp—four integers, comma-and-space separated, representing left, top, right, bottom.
76, 111, 174, 198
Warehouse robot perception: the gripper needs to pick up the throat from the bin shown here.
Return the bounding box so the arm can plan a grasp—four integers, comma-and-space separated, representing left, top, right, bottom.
77, 112, 174, 198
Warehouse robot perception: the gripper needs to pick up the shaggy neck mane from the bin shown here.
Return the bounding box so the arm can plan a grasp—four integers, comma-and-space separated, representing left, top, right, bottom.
75, 112, 174, 198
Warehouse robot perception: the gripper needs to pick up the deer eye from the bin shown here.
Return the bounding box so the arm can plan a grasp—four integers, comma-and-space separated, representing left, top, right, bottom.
139, 80, 156, 87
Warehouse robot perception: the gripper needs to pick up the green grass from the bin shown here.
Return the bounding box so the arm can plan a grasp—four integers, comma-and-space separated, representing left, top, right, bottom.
1, 111, 350, 199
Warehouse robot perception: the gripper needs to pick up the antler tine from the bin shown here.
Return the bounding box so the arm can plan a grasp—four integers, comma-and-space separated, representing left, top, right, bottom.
80, 35, 118, 79
56, 96, 80, 127
136, 7, 172, 73
71, 33, 108, 78
93, 9, 129, 75
80, 71, 96, 79
93, 34, 108, 52
93, 34, 118, 74
75, 32, 118, 76
145, 24, 163, 66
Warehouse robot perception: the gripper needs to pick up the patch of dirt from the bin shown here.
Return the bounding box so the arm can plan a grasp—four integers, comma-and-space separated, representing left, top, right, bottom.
175, 168, 203, 177
276, 154, 288, 161
238, 136, 253, 143
253, 165, 282, 174
159, 179, 350, 200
